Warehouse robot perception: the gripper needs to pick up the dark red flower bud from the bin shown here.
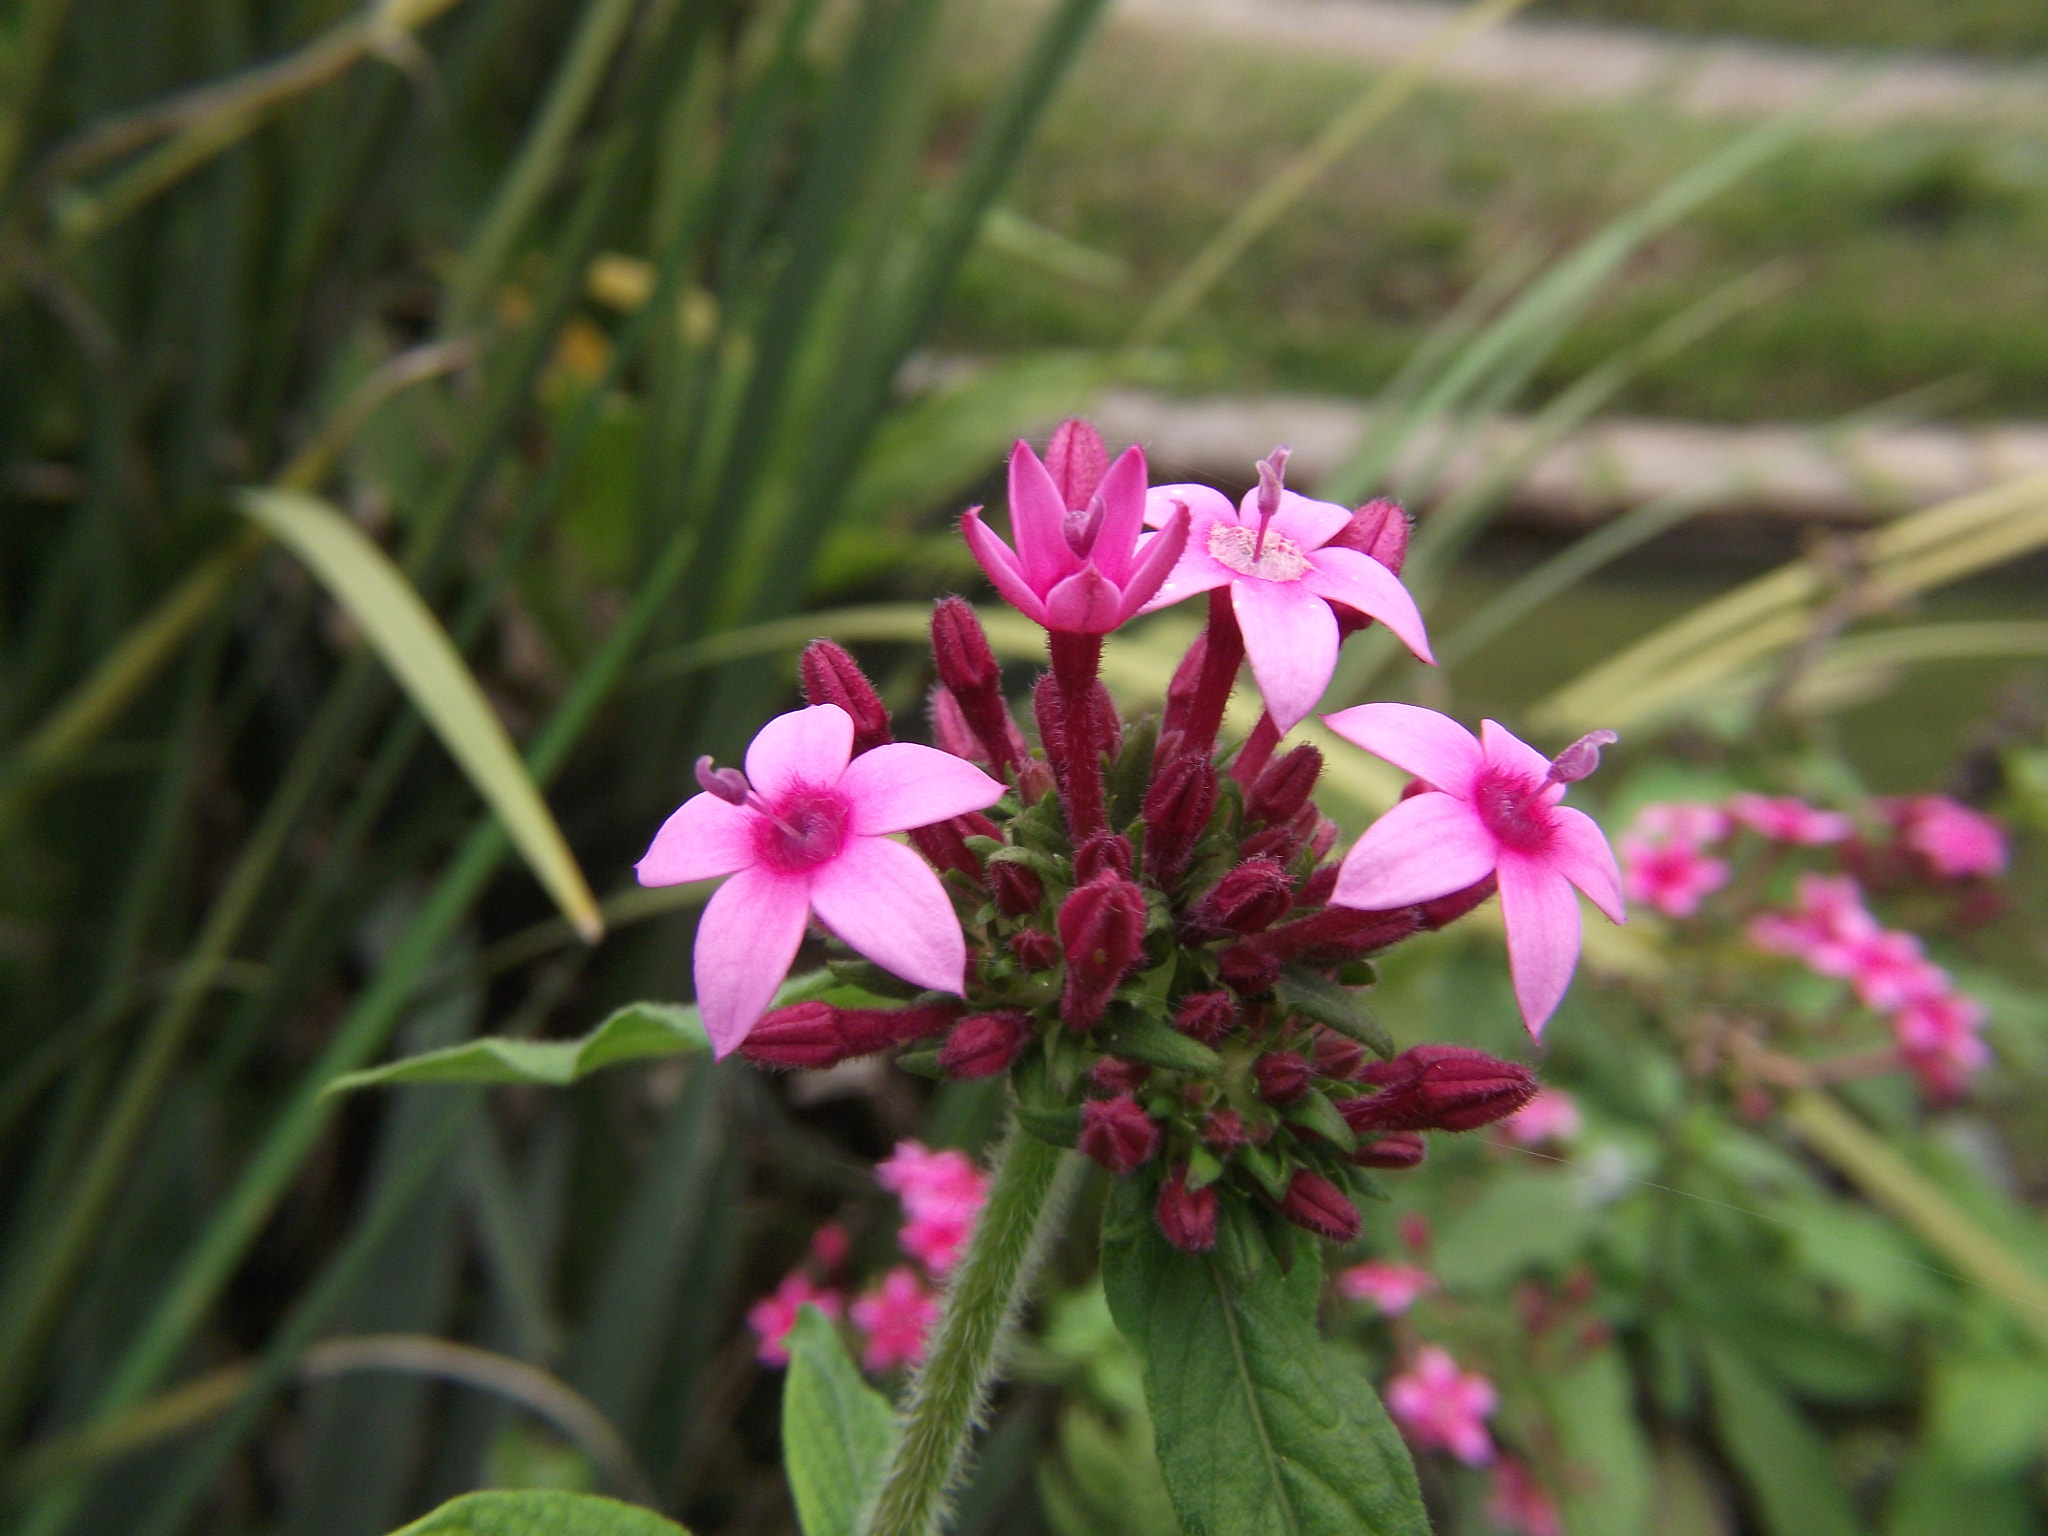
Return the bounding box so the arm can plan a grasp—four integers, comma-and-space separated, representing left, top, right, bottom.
1160, 630, 1209, 744
909, 818, 984, 883
1297, 865, 1340, 907
1349, 1131, 1426, 1169
1046, 419, 1109, 508
1191, 857, 1293, 937
1253, 905, 1421, 968
1143, 753, 1217, 886
1255, 1051, 1312, 1106
1202, 1107, 1249, 1152
1218, 942, 1282, 996
1173, 990, 1237, 1046
1084, 679, 1122, 763
931, 598, 1025, 774
1325, 498, 1409, 573
1010, 928, 1059, 971
1089, 1056, 1151, 1093
1074, 830, 1133, 883
1311, 1029, 1367, 1082
1058, 875, 1148, 1030
1277, 1169, 1360, 1242
930, 686, 992, 767
1247, 745, 1322, 827
739, 1001, 958, 1069
1418, 874, 1498, 931
937, 1010, 1033, 1079
1079, 1094, 1160, 1174
1350, 1045, 1538, 1132
1156, 1166, 1219, 1252
800, 640, 892, 754
1241, 803, 1319, 866
1308, 814, 1340, 863
989, 859, 1045, 918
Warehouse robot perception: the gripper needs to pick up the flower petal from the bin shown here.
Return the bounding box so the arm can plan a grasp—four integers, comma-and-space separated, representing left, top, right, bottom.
810, 834, 968, 995
1547, 806, 1626, 924
1088, 443, 1150, 584
1256, 487, 1352, 549
840, 742, 1004, 835
1302, 546, 1434, 663
1122, 497, 1193, 616
1233, 577, 1338, 733
1496, 852, 1582, 1037
636, 792, 757, 886
745, 703, 853, 800
1145, 482, 1236, 530
1045, 565, 1127, 634
1332, 791, 1498, 911
1007, 439, 1073, 590
694, 864, 811, 1056
1481, 719, 1553, 785
962, 507, 1049, 624
1321, 702, 1485, 798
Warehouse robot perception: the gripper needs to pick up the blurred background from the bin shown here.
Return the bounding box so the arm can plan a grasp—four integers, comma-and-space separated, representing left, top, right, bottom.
1, 0, 2045, 1531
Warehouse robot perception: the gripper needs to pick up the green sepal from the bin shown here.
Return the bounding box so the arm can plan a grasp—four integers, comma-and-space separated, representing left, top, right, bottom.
1337, 960, 1378, 988
1284, 1089, 1357, 1151
1014, 1101, 1083, 1148
1238, 1141, 1293, 1202
1186, 1143, 1225, 1192
1009, 790, 1069, 855
1275, 969, 1394, 1058
1340, 1164, 1390, 1202
894, 1046, 944, 1079
983, 843, 1065, 883
1047, 1026, 1088, 1095
1105, 714, 1160, 826
1096, 1011, 1221, 1074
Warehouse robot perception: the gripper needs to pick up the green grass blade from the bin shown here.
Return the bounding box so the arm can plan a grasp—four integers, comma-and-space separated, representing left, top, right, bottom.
324, 1000, 710, 1092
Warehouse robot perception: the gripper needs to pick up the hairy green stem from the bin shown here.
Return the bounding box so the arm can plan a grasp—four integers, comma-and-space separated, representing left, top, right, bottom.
863, 1129, 1081, 1536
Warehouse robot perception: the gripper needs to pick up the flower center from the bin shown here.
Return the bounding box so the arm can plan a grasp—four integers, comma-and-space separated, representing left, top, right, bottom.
1473, 770, 1554, 854
753, 788, 850, 873
1208, 522, 1309, 582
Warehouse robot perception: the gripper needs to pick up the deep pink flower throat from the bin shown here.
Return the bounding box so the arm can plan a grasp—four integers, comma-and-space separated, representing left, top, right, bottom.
1473, 771, 1555, 855
751, 788, 850, 873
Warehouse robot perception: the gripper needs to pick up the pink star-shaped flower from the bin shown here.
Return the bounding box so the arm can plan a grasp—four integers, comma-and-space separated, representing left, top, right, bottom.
1619, 832, 1729, 918
1387, 1345, 1498, 1466
1894, 990, 1989, 1099
1886, 795, 2007, 879
1139, 476, 1432, 731
745, 1272, 844, 1367
1728, 793, 1852, 845
1323, 705, 1625, 1035
961, 437, 1189, 635
850, 1266, 942, 1373
635, 704, 1004, 1056
1336, 1261, 1437, 1315
877, 1141, 988, 1277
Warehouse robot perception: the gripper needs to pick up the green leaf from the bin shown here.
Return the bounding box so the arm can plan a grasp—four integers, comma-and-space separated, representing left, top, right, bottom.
1095, 1011, 1221, 1074
1700, 1341, 1860, 1536
239, 488, 602, 943
1430, 1169, 1598, 1290
782, 1306, 896, 1536
1542, 1346, 1653, 1536
1274, 971, 1392, 1058
1101, 1189, 1429, 1536
1927, 1355, 2048, 1475
324, 1002, 708, 1094
388, 1490, 690, 1536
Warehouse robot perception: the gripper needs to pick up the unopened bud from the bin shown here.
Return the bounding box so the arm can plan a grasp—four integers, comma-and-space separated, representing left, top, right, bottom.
1277, 1169, 1360, 1243
740, 1001, 957, 1070
929, 686, 992, 767
1089, 1056, 1150, 1093
1308, 814, 1340, 863
1311, 1029, 1367, 1082
1247, 745, 1322, 827
1255, 1051, 1312, 1106
1156, 1166, 1219, 1252
1011, 928, 1059, 971
931, 596, 1000, 697
1350, 1131, 1426, 1169
1079, 1094, 1160, 1174
1194, 857, 1293, 936
695, 755, 749, 805
1046, 419, 1108, 509
909, 818, 984, 883
937, 1010, 1033, 1079
1058, 875, 1148, 1030
1161, 630, 1209, 742
989, 859, 1044, 918
1298, 865, 1339, 907
1349, 1045, 1538, 1132
1202, 1107, 1249, 1152
1074, 831, 1133, 882
1173, 991, 1237, 1046
1418, 874, 1498, 931
1144, 754, 1218, 886
800, 640, 892, 754
1218, 943, 1282, 996
1325, 498, 1410, 575
1547, 729, 1618, 785
1254, 905, 1421, 968
1242, 802, 1319, 866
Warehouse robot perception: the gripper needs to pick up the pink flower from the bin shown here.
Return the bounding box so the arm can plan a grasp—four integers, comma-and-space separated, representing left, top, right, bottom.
1746, 874, 1878, 973
1387, 1345, 1497, 1466
1619, 833, 1729, 918
1842, 928, 1947, 1012
1337, 1261, 1437, 1315
636, 704, 1004, 1056
961, 437, 1189, 635
1323, 705, 1625, 1035
850, 1266, 942, 1372
1728, 793, 1851, 845
1139, 461, 1433, 730
877, 1141, 989, 1277
1488, 1458, 1563, 1536
745, 1272, 844, 1367
1887, 796, 2007, 879
1895, 991, 1989, 1098
1499, 1088, 1582, 1147
1632, 801, 1730, 845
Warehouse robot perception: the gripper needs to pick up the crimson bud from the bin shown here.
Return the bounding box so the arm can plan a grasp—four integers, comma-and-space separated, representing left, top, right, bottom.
1156, 1166, 1219, 1252
800, 640, 892, 754
989, 858, 1045, 918
1079, 1094, 1160, 1174
1351, 1044, 1538, 1132
1193, 857, 1293, 936
1246, 744, 1322, 828
740, 1002, 957, 1070
1255, 1051, 1312, 1106
1350, 1131, 1426, 1169
937, 1010, 1033, 1079
1173, 990, 1237, 1046
1311, 1028, 1367, 1082
1143, 753, 1217, 886
1057, 874, 1148, 1030
1010, 928, 1060, 971
1277, 1169, 1360, 1242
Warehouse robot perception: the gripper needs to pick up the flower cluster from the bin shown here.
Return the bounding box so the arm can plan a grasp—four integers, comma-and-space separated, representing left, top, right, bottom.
1616, 792, 2006, 1101
745, 1141, 990, 1372
642, 421, 1627, 1255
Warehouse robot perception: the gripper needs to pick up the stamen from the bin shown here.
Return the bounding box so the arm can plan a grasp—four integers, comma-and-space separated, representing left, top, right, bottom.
1546, 730, 1618, 785
1063, 489, 1108, 556
1253, 445, 1290, 558
695, 755, 751, 805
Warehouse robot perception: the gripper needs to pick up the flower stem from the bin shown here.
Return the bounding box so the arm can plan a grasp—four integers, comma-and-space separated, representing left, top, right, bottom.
862, 1127, 1082, 1536
1046, 632, 1108, 838
1177, 590, 1245, 764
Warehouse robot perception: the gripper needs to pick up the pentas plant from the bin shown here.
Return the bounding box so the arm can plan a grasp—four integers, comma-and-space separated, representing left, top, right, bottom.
637, 420, 1626, 1536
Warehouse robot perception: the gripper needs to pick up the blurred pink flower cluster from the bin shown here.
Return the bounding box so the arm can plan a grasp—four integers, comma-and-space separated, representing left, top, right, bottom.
745, 1140, 989, 1371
